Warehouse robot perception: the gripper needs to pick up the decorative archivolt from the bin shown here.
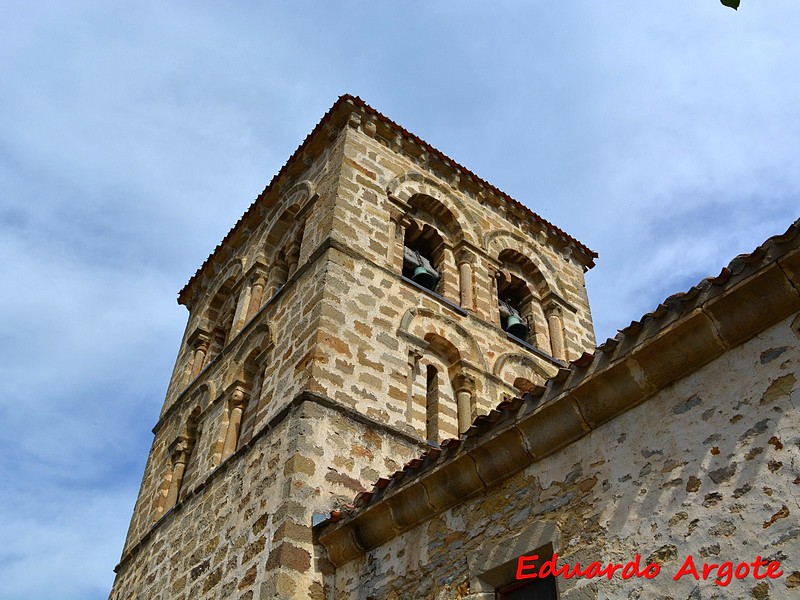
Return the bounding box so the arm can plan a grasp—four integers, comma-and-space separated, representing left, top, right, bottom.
398, 307, 488, 371
204, 260, 243, 302
231, 324, 272, 375
387, 171, 480, 246
492, 352, 549, 389
187, 383, 215, 415
485, 230, 563, 297
255, 179, 316, 263
179, 405, 202, 440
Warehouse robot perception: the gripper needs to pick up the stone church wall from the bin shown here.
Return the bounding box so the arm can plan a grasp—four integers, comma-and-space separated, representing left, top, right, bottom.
113, 395, 423, 599
327, 313, 800, 599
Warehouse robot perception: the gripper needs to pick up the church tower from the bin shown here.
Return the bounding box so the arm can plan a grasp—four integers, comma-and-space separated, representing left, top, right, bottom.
110, 95, 597, 599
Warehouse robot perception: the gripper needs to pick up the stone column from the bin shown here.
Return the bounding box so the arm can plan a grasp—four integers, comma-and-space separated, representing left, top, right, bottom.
547, 307, 566, 361
221, 388, 248, 460
454, 372, 475, 434
457, 252, 474, 310
189, 334, 211, 381
164, 436, 192, 510
244, 272, 267, 322
230, 285, 251, 338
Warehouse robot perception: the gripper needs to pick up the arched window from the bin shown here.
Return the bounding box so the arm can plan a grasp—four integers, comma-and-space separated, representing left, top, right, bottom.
425, 365, 439, 443
416, 334, 474, 441
263, 216, 305, 299
179, 410, 202, 499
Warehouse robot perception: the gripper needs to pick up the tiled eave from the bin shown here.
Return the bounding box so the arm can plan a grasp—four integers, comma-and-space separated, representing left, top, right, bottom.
315, 218, 800, 567
177, 94, 597, 306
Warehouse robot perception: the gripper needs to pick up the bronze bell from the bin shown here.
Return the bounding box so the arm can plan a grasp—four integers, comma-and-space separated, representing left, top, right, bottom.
412, 265, 438, 290
505, 314, 529, 339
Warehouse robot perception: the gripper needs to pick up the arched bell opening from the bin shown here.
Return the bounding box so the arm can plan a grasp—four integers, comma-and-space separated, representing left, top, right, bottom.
403, 221, 444, 292
498, 273, 533, 342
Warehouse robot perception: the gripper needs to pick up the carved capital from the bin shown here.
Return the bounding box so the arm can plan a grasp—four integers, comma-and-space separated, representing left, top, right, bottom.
455, 248, 475, 266
453, 372, 475, 394
230, 388, 248, 410
408, 349, 423, 364
227, 382, 250, 409
170, 435, 193, 464
245, 260, 269, 280
187, 328, 211, 351
541, 290, 576, 314
544, 302, 562, 317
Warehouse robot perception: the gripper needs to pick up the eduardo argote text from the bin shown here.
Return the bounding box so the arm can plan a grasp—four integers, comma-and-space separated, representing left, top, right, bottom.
516, 553, 783, 587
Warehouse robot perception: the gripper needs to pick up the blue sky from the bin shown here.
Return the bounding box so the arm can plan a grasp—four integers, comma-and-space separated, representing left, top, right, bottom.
1, 2, 798, 598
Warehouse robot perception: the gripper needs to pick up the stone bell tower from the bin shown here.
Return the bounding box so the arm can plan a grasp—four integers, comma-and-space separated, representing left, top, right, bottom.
109, 95, 597, 599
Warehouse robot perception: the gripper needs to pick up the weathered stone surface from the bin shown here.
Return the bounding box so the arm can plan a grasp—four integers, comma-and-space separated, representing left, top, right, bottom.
327, 313, 800, 599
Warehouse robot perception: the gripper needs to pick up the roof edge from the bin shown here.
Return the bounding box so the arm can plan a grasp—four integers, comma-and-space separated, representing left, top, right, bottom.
316, 217, 800, 566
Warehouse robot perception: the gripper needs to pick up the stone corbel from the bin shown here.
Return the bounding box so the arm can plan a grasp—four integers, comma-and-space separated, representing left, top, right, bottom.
391, 132, 404, 153
348, 111, 362, 129
362, 117, 377, 137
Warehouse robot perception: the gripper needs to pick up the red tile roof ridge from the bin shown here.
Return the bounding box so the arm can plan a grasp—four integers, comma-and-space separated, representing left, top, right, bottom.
178, 94, 596, 305
345, 95, 597, 261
